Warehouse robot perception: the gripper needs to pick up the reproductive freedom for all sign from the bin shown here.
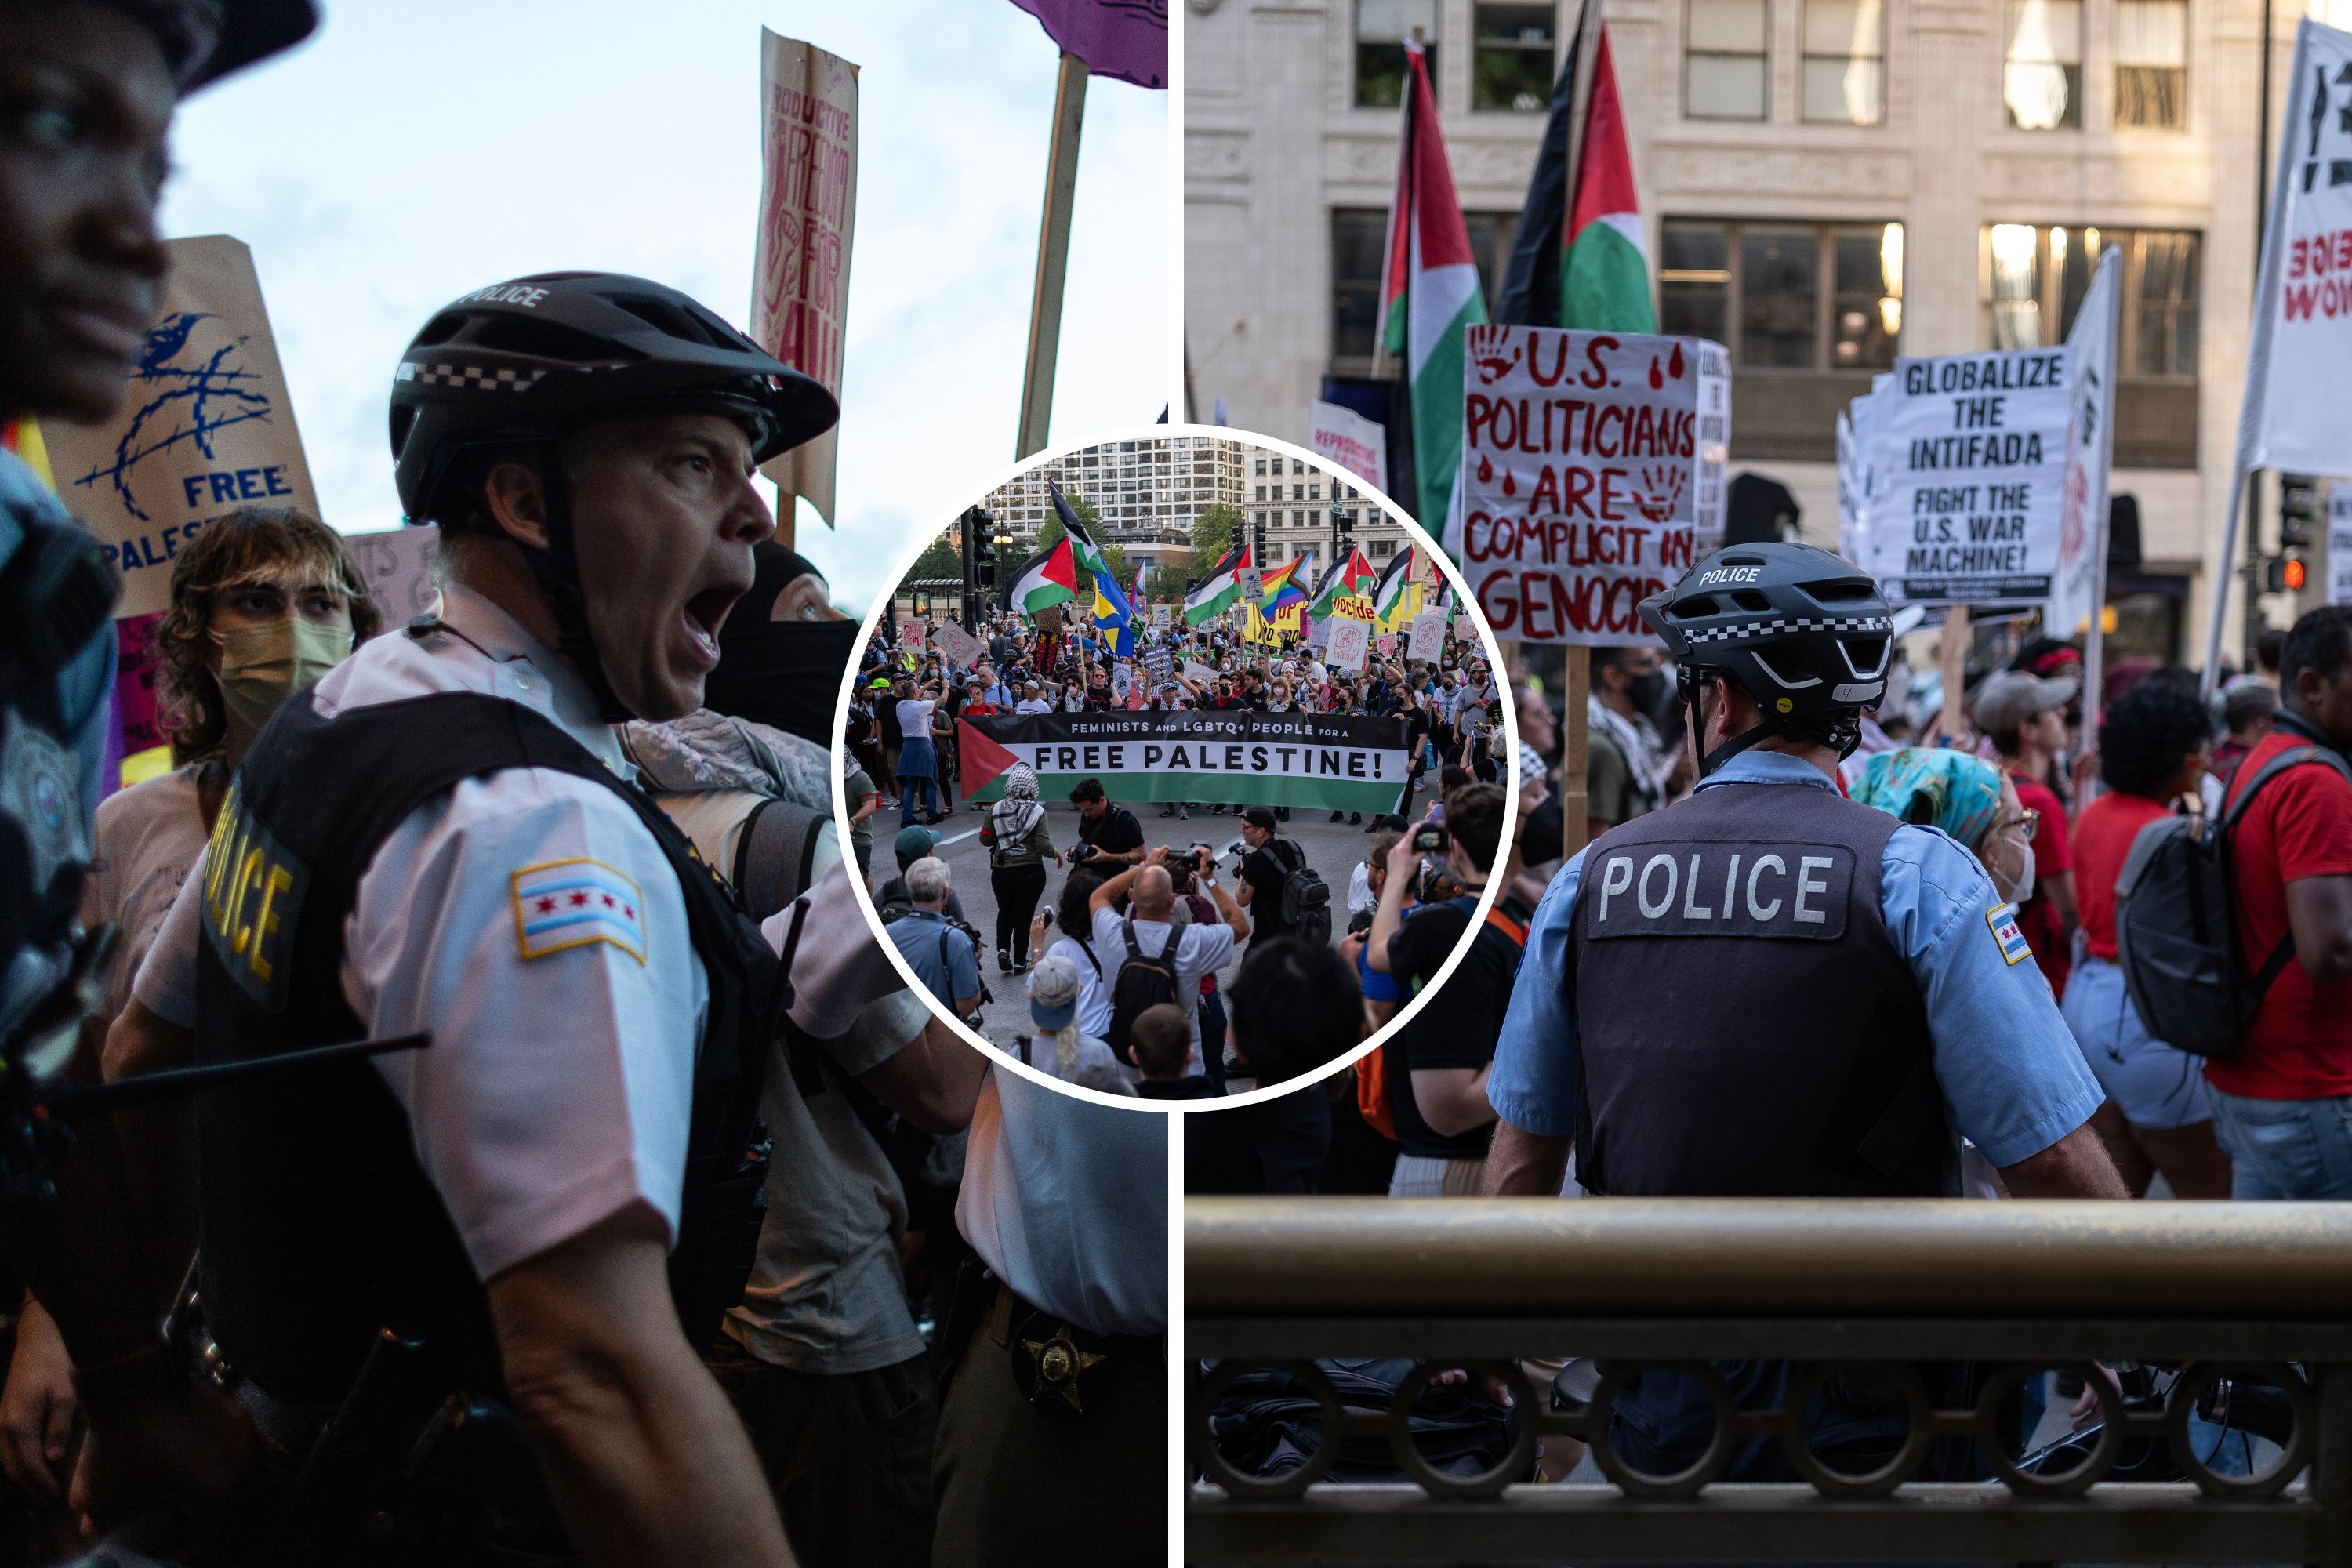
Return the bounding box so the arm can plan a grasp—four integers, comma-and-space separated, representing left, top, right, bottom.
956, 710, 1410, 813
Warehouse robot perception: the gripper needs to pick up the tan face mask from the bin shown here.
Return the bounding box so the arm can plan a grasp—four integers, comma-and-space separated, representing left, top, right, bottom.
212, 619, 354, 732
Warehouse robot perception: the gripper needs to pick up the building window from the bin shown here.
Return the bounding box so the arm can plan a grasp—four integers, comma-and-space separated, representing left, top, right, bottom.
1473, 3, 1556, 111
2004, 0, 2082, 129
1660, 218, 1904, 370
1333, 207, 1523, 372
1980, 224, 2199, 378
1688, 0, 1768, 119
1802, 0, 1884, 124
1255, 458, 1266, 474
2115, 0, 2187, 128
1356, 0, 1438, 108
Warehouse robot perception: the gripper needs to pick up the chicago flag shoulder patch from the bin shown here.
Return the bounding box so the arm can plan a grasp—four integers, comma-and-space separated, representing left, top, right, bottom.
1987, 902, 2032, 966
511, 858, 646, 964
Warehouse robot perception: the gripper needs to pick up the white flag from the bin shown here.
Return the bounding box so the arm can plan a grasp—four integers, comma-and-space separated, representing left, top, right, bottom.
2047, 247, 2122, 640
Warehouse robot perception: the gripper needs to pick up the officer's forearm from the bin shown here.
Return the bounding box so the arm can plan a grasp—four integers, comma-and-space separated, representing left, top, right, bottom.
490, 1208, 796, 1568
1483, 1121, 1573, 1198
1996, 1123, 2132, 1200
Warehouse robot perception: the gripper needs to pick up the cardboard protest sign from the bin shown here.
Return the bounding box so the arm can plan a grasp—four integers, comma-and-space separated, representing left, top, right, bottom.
1459, 325, 1726, 644
898, 617, 927, 652
1326, 617, 1371, 673
934, 619, 983, 670
1309, 399, 1387, 492
1407, 608, 1447, 662
959, 710, 1410, 812
347, 525, 441, 626
43, 236, 320, 619
751, 32, 857, 526
2332, 489, 2352, 607
1865, 348, 2072, 606
1034, 604, 1064, 635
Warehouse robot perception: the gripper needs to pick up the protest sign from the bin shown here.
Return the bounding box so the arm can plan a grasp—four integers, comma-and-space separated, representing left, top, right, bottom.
1326, 618, 1371, 673
1453, 612, 1474, 641
958, 710, 1410, 812
1308, 400, 1387, 492
1111, 662, 1132, 702
1181, 659, 1217, 686
43, 236, 320, 619
1375, 633, 1399, 658
1407, 608, 1447, 662
1035, 604, 1064, 635
1143, 646, 1174, 679
1863, 348, 2072, 606
934, 619, 983, 670
898, 617, 926, 653
751, 32, 858, 526
2049, 249, 2121, 641
347, 526, 441, 625
2328, 489, 2352, 605
1458, 325, 1726, 644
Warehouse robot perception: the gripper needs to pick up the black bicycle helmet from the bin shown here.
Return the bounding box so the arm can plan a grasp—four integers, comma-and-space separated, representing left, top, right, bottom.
387, 273, 837, 722
1638, 541, 1893, 773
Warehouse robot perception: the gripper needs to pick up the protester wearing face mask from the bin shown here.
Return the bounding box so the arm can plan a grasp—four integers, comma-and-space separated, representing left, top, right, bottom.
0, 507, 375, 1509
1587, 646, 1674, 842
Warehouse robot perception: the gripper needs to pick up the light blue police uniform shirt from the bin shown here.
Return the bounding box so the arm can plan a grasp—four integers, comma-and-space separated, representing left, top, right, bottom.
1486, 750, 2103, 1170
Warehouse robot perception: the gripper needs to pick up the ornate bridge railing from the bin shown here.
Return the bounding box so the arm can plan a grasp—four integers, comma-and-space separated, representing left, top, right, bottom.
1186, 1199, 2352, 1565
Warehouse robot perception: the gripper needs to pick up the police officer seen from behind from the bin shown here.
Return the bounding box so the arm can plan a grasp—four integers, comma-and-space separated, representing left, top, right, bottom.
1485, 543, 2125, 1479
96, 274, 867, 1563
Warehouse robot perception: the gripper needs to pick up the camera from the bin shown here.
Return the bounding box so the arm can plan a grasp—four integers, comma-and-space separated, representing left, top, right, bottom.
1413, 823, 1450, 855
1070, 843, 1097, 862
1191, 843, 1214, 871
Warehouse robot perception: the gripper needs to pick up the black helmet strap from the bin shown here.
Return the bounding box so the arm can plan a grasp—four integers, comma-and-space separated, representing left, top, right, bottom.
513, 446, 636, 725
1683, 665, 1774, 780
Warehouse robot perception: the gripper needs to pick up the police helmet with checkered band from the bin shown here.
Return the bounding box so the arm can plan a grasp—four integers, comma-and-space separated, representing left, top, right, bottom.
389, 272, 837, 525
1639, 541, 1893, 763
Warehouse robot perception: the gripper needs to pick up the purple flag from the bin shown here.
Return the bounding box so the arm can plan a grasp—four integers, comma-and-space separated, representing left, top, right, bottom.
1007, 0, 1167, 89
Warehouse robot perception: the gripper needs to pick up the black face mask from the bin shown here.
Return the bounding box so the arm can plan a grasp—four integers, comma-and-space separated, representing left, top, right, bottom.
1629, 669, 1670, 717
700, 615, 864, 746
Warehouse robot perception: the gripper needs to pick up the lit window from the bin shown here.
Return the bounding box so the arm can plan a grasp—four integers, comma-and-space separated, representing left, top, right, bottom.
1660, 218, 1903, 371
2005, 0, 2082, 129
2115, 0, 2187, 128
1688, 0, 1768, 119
1802, 0, 1884, 124
1977, 224, 2200, 378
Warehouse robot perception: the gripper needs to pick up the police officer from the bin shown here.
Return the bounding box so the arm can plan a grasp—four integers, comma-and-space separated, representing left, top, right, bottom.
85, 274, 884, 1563
1483, 541, 2125, 1479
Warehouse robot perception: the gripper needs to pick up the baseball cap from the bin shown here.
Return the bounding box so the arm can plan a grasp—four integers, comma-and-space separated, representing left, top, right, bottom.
1973, 670, 2079, 736
894, 825, 939, 862
1240, 806, 1277, 830
1028, 953, 1082, 1032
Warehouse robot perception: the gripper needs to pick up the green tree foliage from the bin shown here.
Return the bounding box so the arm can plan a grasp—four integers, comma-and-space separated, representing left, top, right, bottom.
1190, 503, 1243, 579
907, 534, 963, 582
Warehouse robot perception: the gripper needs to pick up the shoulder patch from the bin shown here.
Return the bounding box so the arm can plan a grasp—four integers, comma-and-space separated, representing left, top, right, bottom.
512, 858, 646, 964
1987, 902, 2031, 966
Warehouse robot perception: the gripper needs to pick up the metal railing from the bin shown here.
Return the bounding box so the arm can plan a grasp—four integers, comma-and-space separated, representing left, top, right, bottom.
1186, 1199, 2352, 1564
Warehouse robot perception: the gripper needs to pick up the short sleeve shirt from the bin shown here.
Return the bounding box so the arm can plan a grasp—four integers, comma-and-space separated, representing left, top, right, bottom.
2073, 792, 2170, 961
2206, 731, 2352, 1098
1078, 805, 1145, 859
887, 908, 981, 1011
78, 764, 209, 1018
1383, 898, 1513, 1159
1089, 906, 1235, 1048
2010, 775, 2074, 995
1240, 840, 1301, 939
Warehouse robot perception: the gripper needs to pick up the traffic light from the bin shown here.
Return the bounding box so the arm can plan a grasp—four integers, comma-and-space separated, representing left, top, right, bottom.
2267, 556, 2308, 593
2280, 474, 2321, 550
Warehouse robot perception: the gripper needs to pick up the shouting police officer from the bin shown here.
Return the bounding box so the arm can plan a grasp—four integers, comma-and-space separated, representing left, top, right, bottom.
82, 274, 880, 1563
1483, 542, 2124, 1478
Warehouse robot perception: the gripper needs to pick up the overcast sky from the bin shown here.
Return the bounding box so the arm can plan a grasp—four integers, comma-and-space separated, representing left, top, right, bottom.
159, 2, 1169, 616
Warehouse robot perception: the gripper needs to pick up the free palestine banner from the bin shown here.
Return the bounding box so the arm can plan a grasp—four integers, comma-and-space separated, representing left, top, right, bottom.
958, 710, 1410, 812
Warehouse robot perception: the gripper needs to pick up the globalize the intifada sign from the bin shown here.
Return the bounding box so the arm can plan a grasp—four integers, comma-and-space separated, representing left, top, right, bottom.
957, 711, 1410, 813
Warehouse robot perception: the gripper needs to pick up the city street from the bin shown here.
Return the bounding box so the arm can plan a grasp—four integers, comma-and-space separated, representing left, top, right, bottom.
894, 786, 1426, 1047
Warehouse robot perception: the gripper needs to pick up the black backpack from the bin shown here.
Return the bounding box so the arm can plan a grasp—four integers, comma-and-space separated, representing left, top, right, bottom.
1106, 920, 1181, 1065
2114, 743, 2352, 1058
1268, 838, 1332, 947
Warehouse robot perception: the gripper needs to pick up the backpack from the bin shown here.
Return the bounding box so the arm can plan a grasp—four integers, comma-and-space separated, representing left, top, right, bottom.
1268, 838, 1333, 947
2114, 743, 2352, 1058
1354, 897, 1530, 1138
1106, 920, 1181, 1065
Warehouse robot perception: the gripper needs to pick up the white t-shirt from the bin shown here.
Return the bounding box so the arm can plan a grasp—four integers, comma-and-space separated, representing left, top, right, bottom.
1013, 698, 1053, 716
136, 586, 710, 1281
1033, 932, 1113, 1039
78, 763, 209, 1019
956, 1067, 1166, 1337
1089, 906, 1235, 1050
895, 698, 936, 739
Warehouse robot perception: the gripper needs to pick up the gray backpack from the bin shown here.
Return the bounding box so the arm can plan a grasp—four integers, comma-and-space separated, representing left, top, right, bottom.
2114, 744, 2352, 1058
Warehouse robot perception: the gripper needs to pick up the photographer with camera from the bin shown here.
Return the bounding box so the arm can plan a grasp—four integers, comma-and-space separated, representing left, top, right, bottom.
1087, 847, 1248, 1069
1236, 806, 1329, 948
1367, 783, 1519, 1196
1067, 776, 1145, 870
890, 857, 984, 1023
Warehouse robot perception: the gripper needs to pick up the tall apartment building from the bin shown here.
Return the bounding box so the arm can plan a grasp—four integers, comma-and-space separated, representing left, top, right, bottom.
1186, 0, 2332, 662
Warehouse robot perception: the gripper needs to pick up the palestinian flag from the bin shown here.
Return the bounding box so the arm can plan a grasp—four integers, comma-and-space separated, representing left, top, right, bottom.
1257, 555, 1308, 614
1306, 547, 1377, 620
1380, 39, 1486, 552
1372, 546, 1415, 627
1002, 537, 1077, 615
1183, 541, 1247, 624
1049, 481, 1112, 579
1563, 27, 1655, 332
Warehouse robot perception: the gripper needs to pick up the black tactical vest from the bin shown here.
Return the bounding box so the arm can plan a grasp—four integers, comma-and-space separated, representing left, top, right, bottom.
1567, 779, 1951, 1198
193, 688, 778, 1405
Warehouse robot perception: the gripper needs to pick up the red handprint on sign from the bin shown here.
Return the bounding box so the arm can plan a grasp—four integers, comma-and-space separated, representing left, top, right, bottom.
1634, 466, 1686, 523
